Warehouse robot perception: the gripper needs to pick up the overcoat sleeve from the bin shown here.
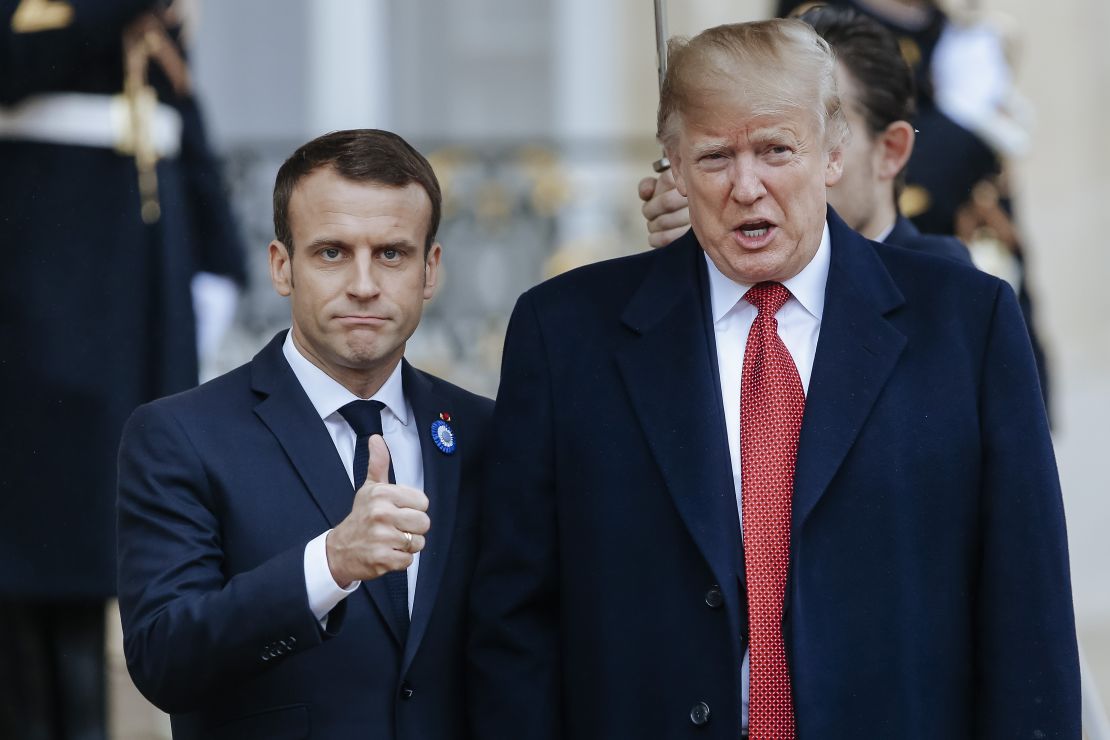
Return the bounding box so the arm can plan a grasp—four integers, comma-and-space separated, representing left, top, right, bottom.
973, 282, 1079, 738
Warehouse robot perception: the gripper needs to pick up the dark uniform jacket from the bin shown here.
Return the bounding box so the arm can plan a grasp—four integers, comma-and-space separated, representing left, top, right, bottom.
0, 0, 245, 597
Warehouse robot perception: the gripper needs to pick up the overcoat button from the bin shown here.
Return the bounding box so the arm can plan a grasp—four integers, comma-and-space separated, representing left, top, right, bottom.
704, 586, 723, 608
689, 701, 710, 726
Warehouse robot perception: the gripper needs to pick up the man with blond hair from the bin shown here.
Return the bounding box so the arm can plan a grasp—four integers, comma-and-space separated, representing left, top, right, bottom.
468, 19, 1078, 740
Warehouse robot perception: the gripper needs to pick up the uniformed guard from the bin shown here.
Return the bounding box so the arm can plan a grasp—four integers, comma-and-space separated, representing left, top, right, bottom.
0, 2, 246, 737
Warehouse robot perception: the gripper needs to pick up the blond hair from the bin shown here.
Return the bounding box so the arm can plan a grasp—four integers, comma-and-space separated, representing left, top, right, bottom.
657, 19, 847, 153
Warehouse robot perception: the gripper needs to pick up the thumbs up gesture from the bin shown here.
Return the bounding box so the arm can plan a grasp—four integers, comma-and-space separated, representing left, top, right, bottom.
326, 435, 430, 588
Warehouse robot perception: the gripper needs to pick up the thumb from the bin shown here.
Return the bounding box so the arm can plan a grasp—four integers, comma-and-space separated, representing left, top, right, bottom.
637, 176, 659, 203
366, 434, 392, 485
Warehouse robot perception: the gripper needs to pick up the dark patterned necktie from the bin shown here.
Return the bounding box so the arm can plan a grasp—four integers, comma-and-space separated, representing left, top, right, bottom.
338, 400, 410, 643
740, 282, 804, 739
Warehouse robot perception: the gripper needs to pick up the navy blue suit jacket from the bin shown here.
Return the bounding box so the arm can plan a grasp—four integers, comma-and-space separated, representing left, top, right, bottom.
469, 210, 1079, 739
118, 332, 491, 739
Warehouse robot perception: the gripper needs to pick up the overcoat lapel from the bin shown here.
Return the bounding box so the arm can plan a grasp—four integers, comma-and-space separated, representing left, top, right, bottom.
250, 332, 406, 645
400, 361, 461, 673
791, 215, 906, 546
614, 234, 744, 640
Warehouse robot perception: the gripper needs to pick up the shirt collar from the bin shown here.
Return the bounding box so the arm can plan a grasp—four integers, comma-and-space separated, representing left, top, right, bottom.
282, 331, 409, 426
704, 220, 831, 324
874, 219, 896, 244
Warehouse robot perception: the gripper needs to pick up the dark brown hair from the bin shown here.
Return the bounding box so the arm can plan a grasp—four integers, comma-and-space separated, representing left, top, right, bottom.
273, 129, 442, 255
798, 5, 916, 197
799, 5, 916, 137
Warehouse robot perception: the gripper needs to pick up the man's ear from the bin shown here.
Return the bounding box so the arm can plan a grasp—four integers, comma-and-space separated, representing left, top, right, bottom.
665, 146, 688, 197
423, 242, 443, 300
269, 240, 293, 296
877, 120, 915, 183
825, 144, 845, 187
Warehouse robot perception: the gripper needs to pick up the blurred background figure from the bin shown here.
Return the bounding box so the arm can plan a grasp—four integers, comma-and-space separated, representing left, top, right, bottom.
774, 0, 1052, 414
0, 1, 245, 737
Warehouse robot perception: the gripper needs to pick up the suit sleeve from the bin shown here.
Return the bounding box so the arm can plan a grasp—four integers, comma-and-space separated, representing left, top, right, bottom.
974, 281, 1080, 737
117, 402, 341, 714
468, 291, 563, 740
176, 94, 248, 285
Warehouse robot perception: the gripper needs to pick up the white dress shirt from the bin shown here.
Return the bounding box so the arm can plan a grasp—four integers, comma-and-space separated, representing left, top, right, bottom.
283, 332, 423, 623
874, 220, 895, 244
704, 222, 831, 727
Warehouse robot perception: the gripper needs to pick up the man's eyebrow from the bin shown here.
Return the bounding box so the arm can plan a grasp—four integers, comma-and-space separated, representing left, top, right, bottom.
749, 127, 797, 143
303, 237, 350, 251
374, 239, 419, 252
690, 141, 731, 156
301, 238, 419, 251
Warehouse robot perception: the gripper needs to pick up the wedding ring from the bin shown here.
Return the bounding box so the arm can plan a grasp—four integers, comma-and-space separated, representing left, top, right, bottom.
402, 531, 414, 553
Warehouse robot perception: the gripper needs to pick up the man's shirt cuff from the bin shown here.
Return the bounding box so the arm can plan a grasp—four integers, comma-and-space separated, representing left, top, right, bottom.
304, 530, 360, 623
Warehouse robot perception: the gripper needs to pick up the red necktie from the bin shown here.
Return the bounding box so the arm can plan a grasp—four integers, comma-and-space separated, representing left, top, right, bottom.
740, 282, 804, 739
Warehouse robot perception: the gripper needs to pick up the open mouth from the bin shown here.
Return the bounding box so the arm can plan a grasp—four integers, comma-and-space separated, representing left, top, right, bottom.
733, 220, 776, 248
738, 220, 772, 238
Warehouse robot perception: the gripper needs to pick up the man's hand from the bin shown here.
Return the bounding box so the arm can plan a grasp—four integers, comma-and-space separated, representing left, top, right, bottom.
326, 435, 430, 588
638, 169, 691, 249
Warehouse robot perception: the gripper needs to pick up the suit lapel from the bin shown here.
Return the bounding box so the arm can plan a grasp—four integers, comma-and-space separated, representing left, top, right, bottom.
250, 332, 407, 645
791, 213, 906, 545
615, 235, 744, 634
400, 361, 461, 673
251, 333, 354, 530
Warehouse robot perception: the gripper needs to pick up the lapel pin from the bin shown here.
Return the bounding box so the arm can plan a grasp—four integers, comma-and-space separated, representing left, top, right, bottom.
431, 415, 456, 455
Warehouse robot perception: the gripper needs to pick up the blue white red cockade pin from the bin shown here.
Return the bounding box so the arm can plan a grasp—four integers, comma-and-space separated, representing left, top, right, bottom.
431, 412, 456, 454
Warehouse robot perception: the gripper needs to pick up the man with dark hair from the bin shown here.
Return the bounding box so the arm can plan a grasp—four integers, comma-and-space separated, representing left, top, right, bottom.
640, 5, 968, 264
272, 130, 442, 257
469, 18, 1077, 739
777, 0, 1055, 415
117, 128, 491, 739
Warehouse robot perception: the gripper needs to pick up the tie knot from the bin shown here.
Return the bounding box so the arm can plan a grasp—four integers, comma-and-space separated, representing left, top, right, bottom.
338, 399, 386, 437
744, 282, 791, 317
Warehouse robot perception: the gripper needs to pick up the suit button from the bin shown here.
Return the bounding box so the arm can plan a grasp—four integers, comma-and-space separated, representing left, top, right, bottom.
287, 636, 297, 648
689, 701, 710, 726
400, 682, 414, 700
704, 586, 723, 609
